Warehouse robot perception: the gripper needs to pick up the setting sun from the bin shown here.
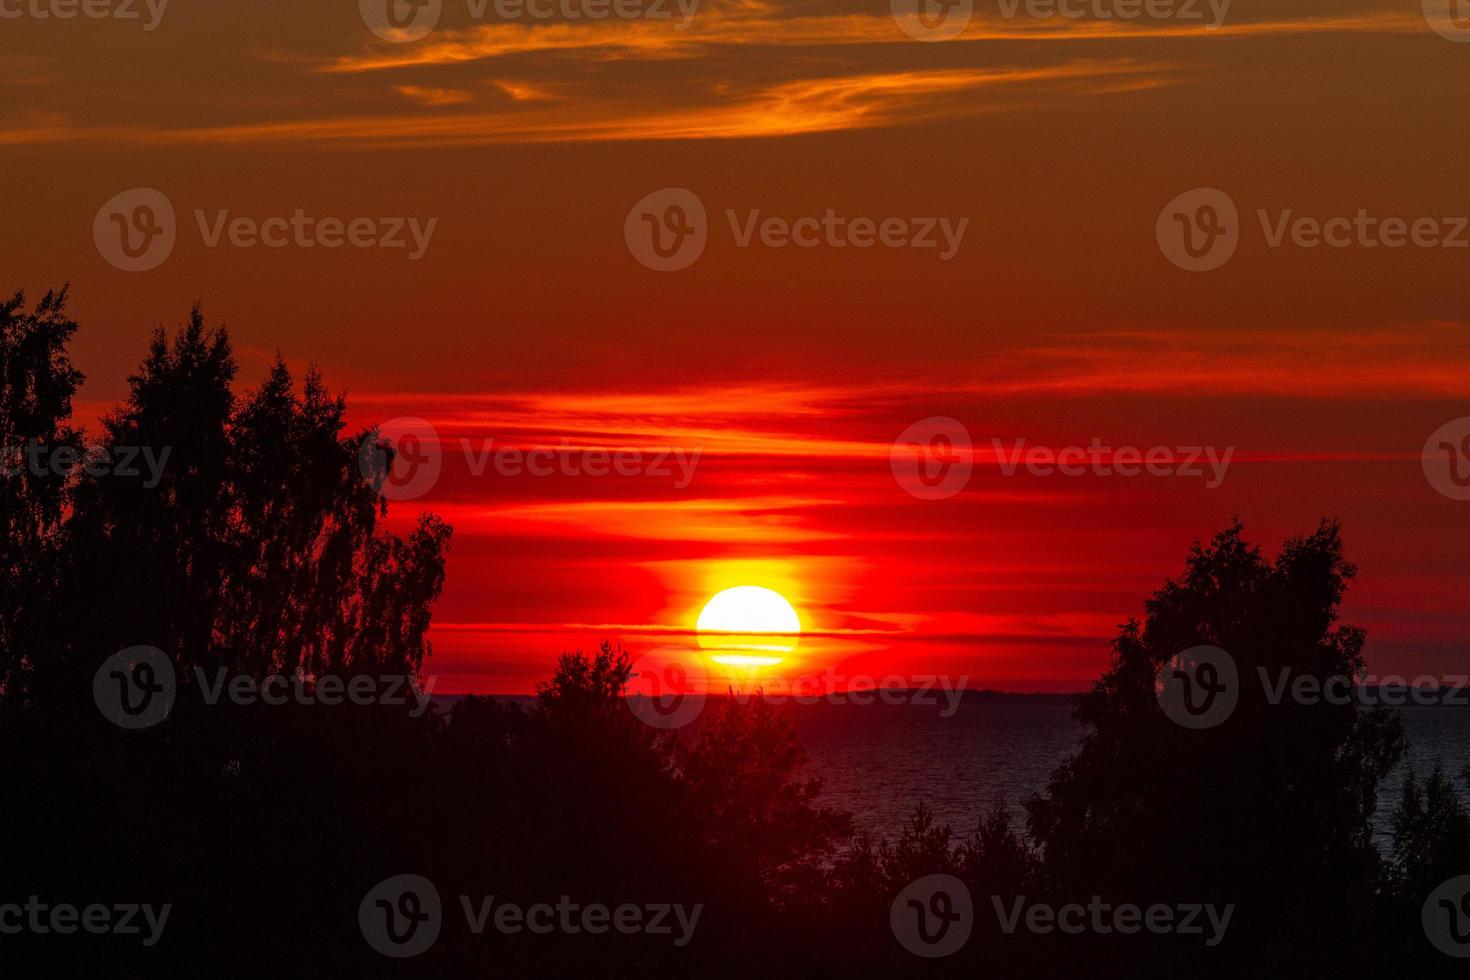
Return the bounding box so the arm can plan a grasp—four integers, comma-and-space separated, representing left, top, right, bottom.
696, 586, 802, 667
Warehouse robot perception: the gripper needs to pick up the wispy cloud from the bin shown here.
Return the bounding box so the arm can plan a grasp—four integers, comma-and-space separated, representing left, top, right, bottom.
321, 8, 1428, 74
394, 84, 475, 106
0, 61, 1172, 146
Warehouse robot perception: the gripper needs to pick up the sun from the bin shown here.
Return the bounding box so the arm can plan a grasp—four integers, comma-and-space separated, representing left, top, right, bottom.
696, 586, 802, 667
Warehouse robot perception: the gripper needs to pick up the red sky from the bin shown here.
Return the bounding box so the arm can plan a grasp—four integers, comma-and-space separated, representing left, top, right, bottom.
3, 0, 1467, 691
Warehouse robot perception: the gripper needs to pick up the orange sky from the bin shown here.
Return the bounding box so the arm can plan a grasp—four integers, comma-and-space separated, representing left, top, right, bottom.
3, 0, 1468, 691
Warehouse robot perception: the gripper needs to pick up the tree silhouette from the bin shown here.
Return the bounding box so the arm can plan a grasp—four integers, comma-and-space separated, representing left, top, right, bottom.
0, 288, 83, 706
1025, 520, 1407, 975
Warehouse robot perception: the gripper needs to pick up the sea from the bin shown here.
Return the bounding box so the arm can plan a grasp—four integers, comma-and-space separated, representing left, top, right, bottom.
447, 693, 1470, 851
781, 698, 1470, 851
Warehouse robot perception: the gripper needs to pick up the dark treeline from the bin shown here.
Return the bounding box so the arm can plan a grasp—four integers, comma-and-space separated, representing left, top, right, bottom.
1, 289, 1467, 978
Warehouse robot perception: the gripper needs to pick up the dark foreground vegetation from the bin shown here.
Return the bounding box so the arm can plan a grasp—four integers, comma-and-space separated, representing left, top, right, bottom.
2, 290, 1467, 978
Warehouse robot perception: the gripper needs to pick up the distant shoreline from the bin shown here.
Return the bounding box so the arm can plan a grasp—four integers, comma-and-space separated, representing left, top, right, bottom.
430, 687, 1470, 708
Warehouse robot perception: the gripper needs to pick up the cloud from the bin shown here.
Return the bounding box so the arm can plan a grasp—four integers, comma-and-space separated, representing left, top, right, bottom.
321, 8, 1428, 74
394, 84, 475, 105
0, 61, 1173, 146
